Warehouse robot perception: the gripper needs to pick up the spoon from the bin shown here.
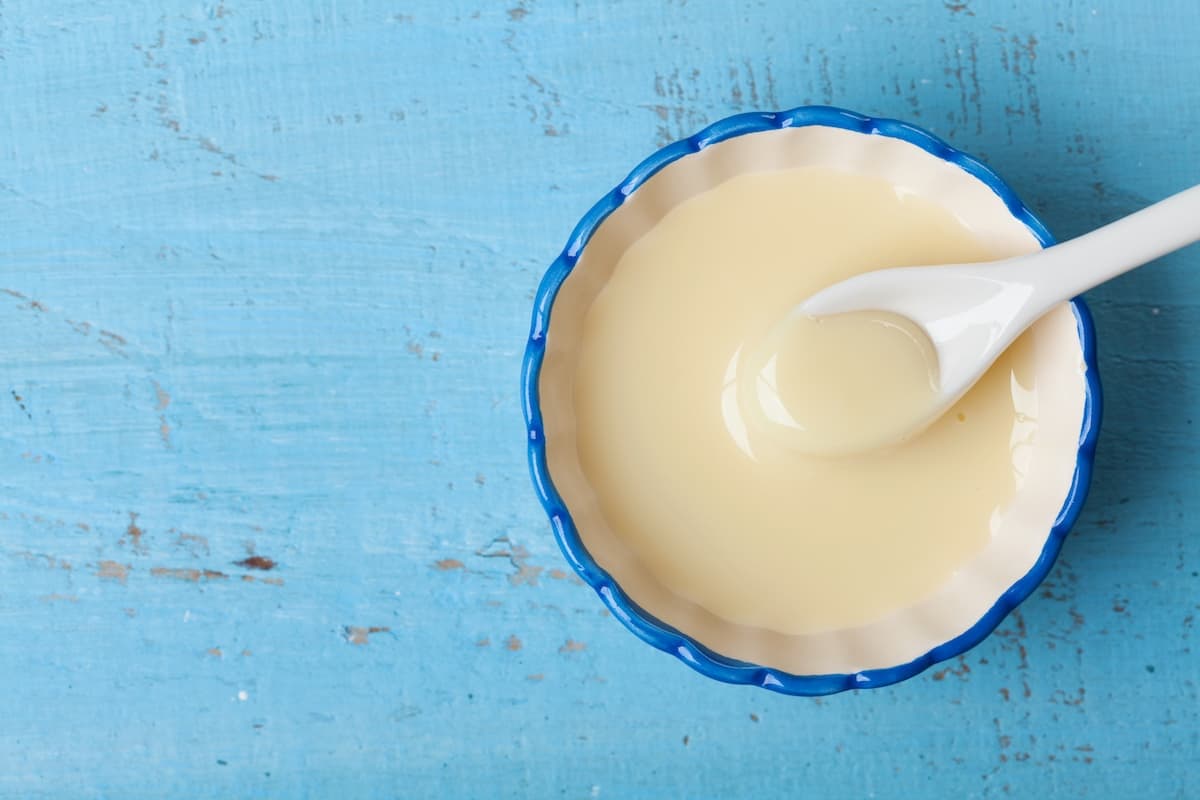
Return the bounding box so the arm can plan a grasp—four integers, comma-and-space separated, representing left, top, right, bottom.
797, 183, 1200, 447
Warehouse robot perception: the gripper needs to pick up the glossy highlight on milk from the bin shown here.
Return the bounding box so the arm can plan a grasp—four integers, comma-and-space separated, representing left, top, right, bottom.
736, 309, 941, 457
573, 166, 1040, 635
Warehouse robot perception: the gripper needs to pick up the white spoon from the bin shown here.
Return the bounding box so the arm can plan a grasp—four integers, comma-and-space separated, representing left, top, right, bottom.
797, 183, 1200, 446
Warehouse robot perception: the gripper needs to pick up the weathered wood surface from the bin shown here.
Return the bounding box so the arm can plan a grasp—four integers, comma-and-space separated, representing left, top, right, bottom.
0, 1, 1197, 796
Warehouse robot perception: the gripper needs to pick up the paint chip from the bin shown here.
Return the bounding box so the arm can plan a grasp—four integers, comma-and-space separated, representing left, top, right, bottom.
97, 560, 131, 583
345, 625, 391, 645
154, 382, 171, 410
124, 512, 146, 552
233, 555, 277, 571
174, 531, 210, 556
151, 566, 229, 582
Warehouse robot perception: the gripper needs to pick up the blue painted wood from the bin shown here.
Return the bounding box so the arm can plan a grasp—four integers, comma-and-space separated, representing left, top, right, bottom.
0, 1, 1197, 796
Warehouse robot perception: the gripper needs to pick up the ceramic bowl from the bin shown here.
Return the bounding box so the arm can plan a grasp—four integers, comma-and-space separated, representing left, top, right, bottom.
522, 106, 1101, 695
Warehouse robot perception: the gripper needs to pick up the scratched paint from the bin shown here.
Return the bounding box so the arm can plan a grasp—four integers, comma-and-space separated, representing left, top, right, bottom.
0, 0, 1197, 797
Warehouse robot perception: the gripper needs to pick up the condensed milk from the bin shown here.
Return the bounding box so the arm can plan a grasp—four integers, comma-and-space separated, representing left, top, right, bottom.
573, 166, 1039, 635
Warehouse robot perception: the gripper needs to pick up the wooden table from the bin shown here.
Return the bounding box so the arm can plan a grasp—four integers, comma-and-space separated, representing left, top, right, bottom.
1, 1, 1196, 796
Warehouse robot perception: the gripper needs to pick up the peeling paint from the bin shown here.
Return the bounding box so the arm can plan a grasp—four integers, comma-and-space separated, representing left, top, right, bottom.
150, 566, 229, 582
154, 382, 171, 410
97, 560, 131, 583
475, 536, 543, 586
171, 531, 210, 558
123, 512, 147, 553
233, 555, 276, 571
930, 656, 972, 682
345, 625, 391, 645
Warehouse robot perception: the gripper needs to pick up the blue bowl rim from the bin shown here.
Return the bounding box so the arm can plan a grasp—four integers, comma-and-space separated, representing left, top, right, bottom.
521, 105, 1102, 696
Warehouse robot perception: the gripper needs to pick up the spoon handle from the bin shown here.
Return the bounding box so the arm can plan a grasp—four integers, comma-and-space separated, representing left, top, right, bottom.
1002, 183, 1200, 304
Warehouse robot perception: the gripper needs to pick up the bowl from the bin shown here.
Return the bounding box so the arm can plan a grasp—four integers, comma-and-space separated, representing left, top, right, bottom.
522, 106, 1101, 695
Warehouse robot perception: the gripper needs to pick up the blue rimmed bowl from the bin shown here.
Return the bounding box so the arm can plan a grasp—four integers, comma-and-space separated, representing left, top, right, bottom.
522, 106, 1101, 695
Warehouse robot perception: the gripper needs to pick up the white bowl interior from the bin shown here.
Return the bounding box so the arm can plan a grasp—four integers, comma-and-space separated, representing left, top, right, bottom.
540, 126, 1087, 676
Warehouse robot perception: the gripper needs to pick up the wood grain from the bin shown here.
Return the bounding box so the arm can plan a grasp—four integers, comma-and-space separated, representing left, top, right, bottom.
0, 0, 1197, 796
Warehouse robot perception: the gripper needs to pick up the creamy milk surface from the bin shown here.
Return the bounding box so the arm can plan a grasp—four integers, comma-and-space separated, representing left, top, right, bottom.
573, 166, 1039, 635
738, 309, 941, 456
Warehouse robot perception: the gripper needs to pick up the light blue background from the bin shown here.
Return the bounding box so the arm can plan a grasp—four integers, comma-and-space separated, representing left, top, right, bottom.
0, 1, 1196, 797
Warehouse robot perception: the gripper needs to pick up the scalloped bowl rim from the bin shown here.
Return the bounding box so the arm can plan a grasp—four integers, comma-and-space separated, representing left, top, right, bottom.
521, 105, 1102, 696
